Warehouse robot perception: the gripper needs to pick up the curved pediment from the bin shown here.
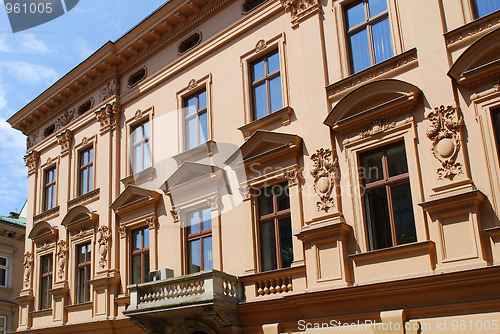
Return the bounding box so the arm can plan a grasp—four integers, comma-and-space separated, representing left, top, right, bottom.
61, 205, 98, 231
448, 27, 500, 88
324, 79, 421, 134
110, 185, 162, 217
28, 221, 58, 242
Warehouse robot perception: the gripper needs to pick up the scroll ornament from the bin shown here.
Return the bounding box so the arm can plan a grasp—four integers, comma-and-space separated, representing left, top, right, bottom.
97, 226, 111, 268
310, 148, 338, 212
426, 105, 464, 180
23, 251, 33, 288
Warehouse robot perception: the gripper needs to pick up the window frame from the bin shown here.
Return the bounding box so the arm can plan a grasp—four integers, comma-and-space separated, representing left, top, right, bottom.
126, 107, 154, 177
0, 315, 7, 334
0, 256, 7, 288
39, 254, 53, 310
43, 166, 57, 212
131, 226, 150, 284
78, 146, 94, 197
76, 242, 92, 304
185, 206, 213, 274
183, 88, 209, 150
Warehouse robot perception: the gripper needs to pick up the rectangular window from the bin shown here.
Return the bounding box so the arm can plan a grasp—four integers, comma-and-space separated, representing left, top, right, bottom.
184, 89, 208, 150
77, 243, 91, 304
473, 0, 500, 18
258, 182, 293, 271
40, 255, 53, 310
131, 227, 150, 284
491, 108, 500, 161
360, 141, 417, 250
186, 207, 213, 274
0, 316, 6, 334
131, 121, 151, 174
250, 50, 283, 120
345, 0, 393, 73
78, 147, 94, 196
0, 257, 7, 287
43, 167, 57, 211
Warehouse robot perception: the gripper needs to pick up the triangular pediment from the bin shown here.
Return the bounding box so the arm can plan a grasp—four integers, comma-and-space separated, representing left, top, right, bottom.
225, 130, 302, 165
448, 27, 500, 88
324, 79, 421, 134
28, 221, 58, 241
163, 162, 221, 191
110, 185, 162, 214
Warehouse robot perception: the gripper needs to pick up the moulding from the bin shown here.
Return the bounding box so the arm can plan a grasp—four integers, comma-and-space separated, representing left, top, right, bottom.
238, 107, 294, 139
67, 188, 100, 210
33, 206, 60, 223
445, 11, 500, 50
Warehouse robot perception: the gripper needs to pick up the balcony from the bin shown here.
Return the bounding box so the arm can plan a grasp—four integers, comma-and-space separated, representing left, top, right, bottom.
125, 270, 242, 333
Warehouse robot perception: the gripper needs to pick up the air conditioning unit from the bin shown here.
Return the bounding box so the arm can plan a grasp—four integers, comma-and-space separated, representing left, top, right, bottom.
148, 268, 174, 281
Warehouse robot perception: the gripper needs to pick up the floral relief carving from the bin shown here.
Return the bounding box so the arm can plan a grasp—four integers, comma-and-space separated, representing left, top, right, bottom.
255, 40, 266, 53
24, 150, 39, 176
99, 79, 117, 102
56, 129, 73, 156
23, 251, 33, 288
426, 105, 464, 180
188, 79, 197, 90
97, 226, 111, 269
359, 119, 396, 138
310, 148, 338, 212
146, 216, 158, 230
55, 108, 76, 131
95, 102, 121, 134
27, 129, 42, 149
280, 0, 319, 24
170, 210, 180, 223
56, 240, 68, 279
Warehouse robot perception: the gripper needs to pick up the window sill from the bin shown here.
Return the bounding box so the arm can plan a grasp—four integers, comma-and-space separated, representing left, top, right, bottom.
33, 206, 60, 223
121, 167, 156, 186
0, 286, 13, 293
238, 106, 294, 139
67, 188, 100, 210
30, 309, 52, 316
66, 301, 92, 311
444, 9, 500, 50
172, 140, 217, 166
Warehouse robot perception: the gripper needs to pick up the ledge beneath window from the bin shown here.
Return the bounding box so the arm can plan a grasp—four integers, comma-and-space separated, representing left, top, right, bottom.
349, 241, 436, 285
238, 106, 294, 139
121, 167, 156, 186
444, 10, 500, 50
30, 309, 52, 316
65, 301, 92, 311
172, 140, 217, 166
33, 206, 60, 223
68, 188, 100, 210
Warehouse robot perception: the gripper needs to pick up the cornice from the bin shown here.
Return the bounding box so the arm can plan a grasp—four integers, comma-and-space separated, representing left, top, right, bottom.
445, 10, 500, 51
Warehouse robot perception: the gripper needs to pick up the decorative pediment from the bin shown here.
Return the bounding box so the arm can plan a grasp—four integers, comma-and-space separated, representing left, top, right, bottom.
28, 221, 58, 243
324, 79, 421, 134
110, 185, 162, 217
162, 162, 222, 192
61, 205, 98, 231
448, 27, 500, 89
225, 130, 302, 166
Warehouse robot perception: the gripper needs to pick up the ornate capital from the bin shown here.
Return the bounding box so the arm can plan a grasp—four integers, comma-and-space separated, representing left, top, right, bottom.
23, 251, 33, 289
280, 0, 319, 25
56, 240, 68, 280
171, 210, 180, 223
283, 168, 299, 187
118, 226, 127, 238
24, 151, 39, 176
95, 102, 121, 134
97, 226, 111, 269
426, 105, 464, 180
206, 197, 219, 211
56, 129, 73, 156
311, 148, 338, 212
146, 216, 158, 230
239, 186, 251, 201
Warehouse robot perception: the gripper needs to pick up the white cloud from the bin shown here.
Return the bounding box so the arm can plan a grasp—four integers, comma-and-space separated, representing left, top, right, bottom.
17, 33, 50, 55
0, 35, 12, 53
0, 61, 58, 86
74, 37, 93, 60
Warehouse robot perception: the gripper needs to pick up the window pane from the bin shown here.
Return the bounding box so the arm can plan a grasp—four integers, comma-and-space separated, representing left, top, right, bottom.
267, 52, 280, 74
475, 0, 500, 17
198, 90, 207, 110
81, 150, 88, 165
132, 255, 142, 284
144, 141, 151, 169
88, 165, 94, 192
253, 83, 268, 120
360, 150, 383, 183
78, 245, 86, 264
368, 0, 387, 17
0, 269, 6, 286
41, 277, 48, 309
391, 183, 417, 245
133, 145, 142, 172
203, 236, 213, 270
347, 1, 365, 28
82, 169, 88, 194
143, 121, 150, 138
372, 18, 393, 64
365, 187, 392, 250
387, 142, 408, 177
187, 117, 197, 149
260, 221, 277, 271
269, 76, 283, 113
42, 256, 52, 274
252, 59, 266, 81
188, 211, 200, 234
279, 217, 293, 268
276, 183, 290, 211
0, 258, 6, 266
202, 207, 212, 230
89, 148, 93, 162
0, 317, 4, 327
258, 190, 274, 216
78, 267, 85, 303
144, 229, 150, 248
350, 29, 371, 73
133, 229, 142, 251
199, 111, 208, 144
86, 266, 91, 301
188, 239, 201, 273
144, 252, 150, 282
186, 96, 197, 115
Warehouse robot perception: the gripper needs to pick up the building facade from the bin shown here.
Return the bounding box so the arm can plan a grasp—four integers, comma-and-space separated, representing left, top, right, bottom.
0, 212, 26, 334
7, 0, 500, 333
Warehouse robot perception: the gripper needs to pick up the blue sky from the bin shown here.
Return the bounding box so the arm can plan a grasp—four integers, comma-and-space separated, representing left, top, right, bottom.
0, 0, 167, 216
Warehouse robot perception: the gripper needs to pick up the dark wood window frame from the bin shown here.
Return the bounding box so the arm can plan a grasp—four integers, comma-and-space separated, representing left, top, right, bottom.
186, 207, 213, 274
78, 147, 94, 196
130, 121, 150, 174
131, 226, 150, 284
43, 167, 57, 211
40, 254, 53, 310
76, 243, 91, 304
250, 49, 282, 120
184, 88, 208, 150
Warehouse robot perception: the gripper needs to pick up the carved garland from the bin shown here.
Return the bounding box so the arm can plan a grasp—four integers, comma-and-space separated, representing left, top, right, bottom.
426, 105, 464, 180
310, 148, 338, 212
23, 251, 33, 289
97, 226, 111, 269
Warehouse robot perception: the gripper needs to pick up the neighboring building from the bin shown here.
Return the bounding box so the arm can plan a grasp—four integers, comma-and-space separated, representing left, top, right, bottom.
0, 211, 26, 334
6, 0, 500, 333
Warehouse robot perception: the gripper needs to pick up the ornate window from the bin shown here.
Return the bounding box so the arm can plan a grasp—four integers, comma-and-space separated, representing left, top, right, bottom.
250, 50, 283, 120
345, 0, 393, 73
76, 243, 91, 303
360, 141, 416, 250
131, 226, 150, 284
0, 257, 7, 287
472, 0, 500, 18
130, 120, 151, 174
40, 254, 53, 310
43, 166, 57, 211
186, 207, 213, 274
78, 147, 94, 196
184, 89, 208, 150
257, 182, 293, 271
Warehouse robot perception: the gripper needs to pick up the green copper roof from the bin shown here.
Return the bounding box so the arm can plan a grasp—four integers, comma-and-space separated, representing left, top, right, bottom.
0, 215, 26, 229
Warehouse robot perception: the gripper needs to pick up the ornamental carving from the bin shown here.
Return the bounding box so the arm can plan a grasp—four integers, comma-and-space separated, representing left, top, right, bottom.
280, 0, 319, 24
118, 226, 127, 238
146, 216, 158, 230
135, 109, 143, 120
24, 150, 39, 176
95, 102, 121, 134
23, 251, 33, 288
359, 119, 396, 138
255, 40, 266, 53
239, 186, 251, 201
55, 108, 76, 131
206, 197, 218, 210
310, 148, 338, 212
97, 226, 111, 268
283, 168, 299, 187
188, 79, 197, 90
171, 210, 180, 223
426, 105, 464, 180
99, 79, 117, 102
56, 129, 73, 156
27, 129, 42, 149
56, 240, 68, 279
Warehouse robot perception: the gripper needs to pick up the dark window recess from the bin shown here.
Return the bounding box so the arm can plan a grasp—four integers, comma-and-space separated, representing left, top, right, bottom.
179, 33, 201, 54
491, 108, 500, 160
128, 68, 146, 87
44, 124, 55, 138
78, 100, 92, 115
243, 0, 268, 12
